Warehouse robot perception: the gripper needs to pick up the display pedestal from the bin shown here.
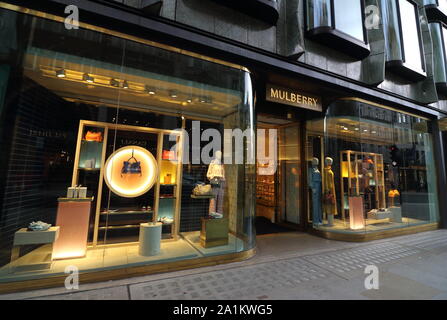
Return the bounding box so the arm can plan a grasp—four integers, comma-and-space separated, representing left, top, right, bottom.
11, 227, 60, 272
139, 222, 162, 256
200, 217, 229, 248
53, 197, 93, 260
389, 207, 402, 223
349, 196, 364, 230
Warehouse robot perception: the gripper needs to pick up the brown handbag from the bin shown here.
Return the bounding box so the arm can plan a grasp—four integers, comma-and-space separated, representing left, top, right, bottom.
323, 192, 336, 205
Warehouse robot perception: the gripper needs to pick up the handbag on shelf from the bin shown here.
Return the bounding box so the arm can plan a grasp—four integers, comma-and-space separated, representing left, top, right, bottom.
85, 131, 103, 142
193, 184, 212, 196
121, 149, 142, 177
209, 177, 221, 186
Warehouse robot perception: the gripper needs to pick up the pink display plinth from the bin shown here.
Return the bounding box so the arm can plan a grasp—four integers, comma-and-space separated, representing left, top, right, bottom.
349, 196, 365, 230
52, 198, 92, 260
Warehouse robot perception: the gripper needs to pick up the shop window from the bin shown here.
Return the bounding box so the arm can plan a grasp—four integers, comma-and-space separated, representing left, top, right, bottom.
210, 0, 279, 25
382, 0, 427, 81
305, 0, 371, 59
425, 0, 447, 22
306, 99, 439, 237
0, 7, 255, 286
429, 21, 447, 95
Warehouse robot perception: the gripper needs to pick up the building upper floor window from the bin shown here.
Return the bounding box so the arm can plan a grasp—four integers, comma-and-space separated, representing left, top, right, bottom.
382, 0, 427, 81
429, 21, 447, 94
305, 0, 370, 59
424, 0, 447, 22
210, 0, 279, 25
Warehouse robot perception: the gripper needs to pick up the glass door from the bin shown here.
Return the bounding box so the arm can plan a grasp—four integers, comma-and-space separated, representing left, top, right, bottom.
278, 123, 301, 225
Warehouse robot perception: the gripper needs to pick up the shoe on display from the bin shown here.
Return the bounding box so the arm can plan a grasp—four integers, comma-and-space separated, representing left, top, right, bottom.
28, 221, 52, 231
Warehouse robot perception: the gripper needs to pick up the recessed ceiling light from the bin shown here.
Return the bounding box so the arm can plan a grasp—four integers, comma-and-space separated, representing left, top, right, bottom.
169, 90, 178, 98
83, 73, 94, 83
56, 69, 66, 78
110, 79, 120, 87
363, 129, 368, 132
145, 85, 156, 95
122, 80, 129, 89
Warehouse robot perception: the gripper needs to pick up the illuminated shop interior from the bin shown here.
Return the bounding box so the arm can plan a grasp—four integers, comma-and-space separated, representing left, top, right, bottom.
0, 8, 254, 284
306, 99, 439, 235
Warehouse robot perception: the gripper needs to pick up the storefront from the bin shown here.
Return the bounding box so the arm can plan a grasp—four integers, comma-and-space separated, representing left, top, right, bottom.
0, 4, 255, 292
0, 1, 444, 293
253, 78, 440, 241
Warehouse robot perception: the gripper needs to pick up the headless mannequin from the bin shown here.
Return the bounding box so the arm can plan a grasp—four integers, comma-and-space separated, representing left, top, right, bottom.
309, 157, 323, 226
207, 151, 225, 214
323, 157, 337, 227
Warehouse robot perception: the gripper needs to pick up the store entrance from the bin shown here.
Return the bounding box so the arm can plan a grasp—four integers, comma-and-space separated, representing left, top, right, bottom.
256, 114, 302, 235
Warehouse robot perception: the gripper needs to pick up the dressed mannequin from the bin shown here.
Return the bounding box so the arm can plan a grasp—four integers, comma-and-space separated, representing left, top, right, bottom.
323, 157, 337, 226
309, 157, 323, 226
207, 150, 225, 215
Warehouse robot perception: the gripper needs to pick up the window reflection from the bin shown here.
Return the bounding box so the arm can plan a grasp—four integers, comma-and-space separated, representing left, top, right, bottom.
399, 0, 424, 72
334, 0, 365, 41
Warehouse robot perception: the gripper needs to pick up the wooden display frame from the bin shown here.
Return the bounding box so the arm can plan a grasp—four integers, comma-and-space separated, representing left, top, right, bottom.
71, 120, 184, 247
340, 150, 386, 222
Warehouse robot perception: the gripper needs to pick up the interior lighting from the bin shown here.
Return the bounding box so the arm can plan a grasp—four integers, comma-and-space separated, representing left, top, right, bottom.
82, 73, 94, 83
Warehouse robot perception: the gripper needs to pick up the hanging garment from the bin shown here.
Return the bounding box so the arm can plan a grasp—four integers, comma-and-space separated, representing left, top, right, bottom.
309, 167, 323, 225
323, 166, 338, 216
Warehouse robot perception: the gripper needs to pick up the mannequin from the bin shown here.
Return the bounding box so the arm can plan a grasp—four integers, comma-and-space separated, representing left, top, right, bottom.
323, 157, 337, 226
309, 157, 323, 226
207, 150, 225, 215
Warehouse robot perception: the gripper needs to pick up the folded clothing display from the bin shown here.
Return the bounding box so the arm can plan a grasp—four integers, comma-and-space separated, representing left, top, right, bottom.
209, 212, 223, 219
28, 221, 52, 231
158, 216, 174, 224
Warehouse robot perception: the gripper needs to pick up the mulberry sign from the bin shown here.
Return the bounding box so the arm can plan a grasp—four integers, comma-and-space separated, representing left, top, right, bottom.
266, 84, 322, 112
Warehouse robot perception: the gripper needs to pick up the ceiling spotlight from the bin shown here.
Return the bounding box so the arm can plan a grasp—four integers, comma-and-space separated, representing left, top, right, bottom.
200, 96, 212, 103
145, 85, 156, 95
372, 131, 377, 134
122, 80, 129, 89
343, 127, 348, 131
56, 69, 66, 78
83, 73, 94, 83
355, 128, 360, 131
110, 79, 120, 87
186, 96, 193, 103
169, 90, 178, 98
363, 129, 368, 132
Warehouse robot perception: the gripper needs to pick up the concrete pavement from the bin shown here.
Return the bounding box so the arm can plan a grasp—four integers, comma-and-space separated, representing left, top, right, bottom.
1, 230, 447, 300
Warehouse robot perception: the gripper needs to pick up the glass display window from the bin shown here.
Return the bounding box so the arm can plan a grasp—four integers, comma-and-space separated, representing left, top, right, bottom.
306, 99, 440, 236
0, 5, 255, 289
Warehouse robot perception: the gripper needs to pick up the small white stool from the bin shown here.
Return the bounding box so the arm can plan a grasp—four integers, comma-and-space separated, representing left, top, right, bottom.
139, 222, 162, 256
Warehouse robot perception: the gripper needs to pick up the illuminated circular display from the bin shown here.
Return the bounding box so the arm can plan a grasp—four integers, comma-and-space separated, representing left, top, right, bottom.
104, 146, 158, 198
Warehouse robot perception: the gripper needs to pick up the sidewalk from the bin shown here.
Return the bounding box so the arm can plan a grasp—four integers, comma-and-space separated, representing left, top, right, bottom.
1, 230, 447, 300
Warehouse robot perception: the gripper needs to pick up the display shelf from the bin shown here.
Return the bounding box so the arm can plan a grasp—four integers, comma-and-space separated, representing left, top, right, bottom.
340, 150, 386, 223
191, 194, 215, 199
98, 224, 141, 230
100, 210, 154, 215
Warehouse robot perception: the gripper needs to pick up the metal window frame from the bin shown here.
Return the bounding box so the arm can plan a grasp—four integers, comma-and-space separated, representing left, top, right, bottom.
386, 0, 428, 81
304, 0, 371, 59
396, 0, 427, 72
